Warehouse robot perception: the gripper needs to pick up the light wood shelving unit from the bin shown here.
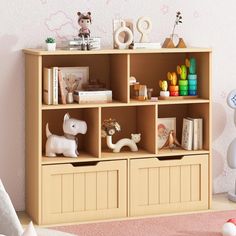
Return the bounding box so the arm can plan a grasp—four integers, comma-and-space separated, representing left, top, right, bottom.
25, 48, 212, 225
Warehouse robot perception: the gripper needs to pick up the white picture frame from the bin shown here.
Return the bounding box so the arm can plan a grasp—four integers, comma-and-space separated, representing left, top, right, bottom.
59, 66, 89, 96
157, 117, 176, 149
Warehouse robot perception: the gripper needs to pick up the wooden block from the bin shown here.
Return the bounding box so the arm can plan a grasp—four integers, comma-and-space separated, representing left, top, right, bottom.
162, 38, 175, 48
177, 38, 187, 48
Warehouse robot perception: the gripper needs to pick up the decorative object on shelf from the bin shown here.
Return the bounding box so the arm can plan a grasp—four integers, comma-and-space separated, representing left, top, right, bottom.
77, 12, 92, 38
45, 37, 56, 51
102, 118, 141, 152
167, 72, 179, 96
177, 64, 188, 96
159, 80, 170, 97
157, 117, 176, 149
162, 11, 186, 48
129, 76, 139, 85
186, 58, 198, 96
45, 113, 87, 157
160, 130, 181, 150
136, 16, 152, 43
222, 219, 236, 236
59, 67, 89, 103
113, 19, 134, 49
133, 84, 148, 100
147, 88, 153, 100
227, 89, 236, 202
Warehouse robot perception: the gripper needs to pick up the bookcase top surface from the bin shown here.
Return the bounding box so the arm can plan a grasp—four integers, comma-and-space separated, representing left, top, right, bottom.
23, 47, 212, 56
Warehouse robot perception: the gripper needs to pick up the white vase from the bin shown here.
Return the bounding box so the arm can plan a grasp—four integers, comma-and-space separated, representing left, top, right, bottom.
46, 43, 56, 51
170, 34, 179, 47
67, 92, 74, 104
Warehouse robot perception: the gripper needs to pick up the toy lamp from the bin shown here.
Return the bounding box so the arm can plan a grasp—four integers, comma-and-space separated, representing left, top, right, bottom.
227, 89, 236, 202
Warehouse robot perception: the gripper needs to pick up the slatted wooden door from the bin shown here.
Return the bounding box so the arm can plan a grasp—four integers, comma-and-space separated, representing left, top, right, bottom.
130, 155, 208, 216
42, 160, 127, 224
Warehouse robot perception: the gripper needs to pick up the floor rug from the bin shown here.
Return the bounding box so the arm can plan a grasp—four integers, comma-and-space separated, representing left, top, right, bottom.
52, 210, 236, 236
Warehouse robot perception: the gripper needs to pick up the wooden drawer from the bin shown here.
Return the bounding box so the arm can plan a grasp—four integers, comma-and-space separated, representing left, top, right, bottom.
130, 155, 208, 216
42, 160, 127, 224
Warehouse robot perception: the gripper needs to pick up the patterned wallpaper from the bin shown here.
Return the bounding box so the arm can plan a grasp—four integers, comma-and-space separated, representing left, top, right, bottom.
0, 0, 236, 210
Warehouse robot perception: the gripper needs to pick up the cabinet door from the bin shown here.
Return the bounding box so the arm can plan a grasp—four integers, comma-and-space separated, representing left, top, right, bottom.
130, 155, 208, 216
42, 160, 127, 224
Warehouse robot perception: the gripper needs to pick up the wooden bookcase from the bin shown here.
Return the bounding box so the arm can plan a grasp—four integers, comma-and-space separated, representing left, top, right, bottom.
24, 48, 212, 225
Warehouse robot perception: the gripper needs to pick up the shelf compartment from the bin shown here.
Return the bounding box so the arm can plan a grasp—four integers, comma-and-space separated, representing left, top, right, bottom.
42, 160, 127, 224
101, 105, 156, 157
42, 54, 129, 104
129, 52, 211, 100
42, 108, 99, 159
157, 103, 210, 153
130, 155, 208, 216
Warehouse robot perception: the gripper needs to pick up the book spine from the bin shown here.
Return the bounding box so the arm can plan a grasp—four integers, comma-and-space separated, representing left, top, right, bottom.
198, 119, 203, 149
58, 70, 66, 105
52, 67, 58, 105
78, 91, 112, 96
193, 119, 199, 150
43, 68, 52, 105
181, 118, 193, 150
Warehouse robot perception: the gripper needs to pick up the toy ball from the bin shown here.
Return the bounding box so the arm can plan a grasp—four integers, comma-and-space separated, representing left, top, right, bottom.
222, 222, 236, 236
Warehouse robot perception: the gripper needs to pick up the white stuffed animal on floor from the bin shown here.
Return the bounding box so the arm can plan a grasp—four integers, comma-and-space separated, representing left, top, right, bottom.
46, 113, 87, 157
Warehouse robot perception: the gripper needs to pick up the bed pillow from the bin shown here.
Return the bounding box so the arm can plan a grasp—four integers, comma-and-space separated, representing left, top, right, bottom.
0, 179, 24, 236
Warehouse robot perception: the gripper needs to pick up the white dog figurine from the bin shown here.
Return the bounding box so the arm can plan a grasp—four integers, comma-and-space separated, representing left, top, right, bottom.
45, 113, 87, 157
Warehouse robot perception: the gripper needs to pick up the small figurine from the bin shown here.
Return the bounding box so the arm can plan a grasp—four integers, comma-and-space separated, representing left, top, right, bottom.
177, 64, 188, 96
159, 80, 170, 97
45, 113, 87, 157
160, 130, 181, 150
186, 58, 198, 96
167, 72, 179, 96
101, 118, 141, 153
77, 12, 92, 38
222, 219, 236, 236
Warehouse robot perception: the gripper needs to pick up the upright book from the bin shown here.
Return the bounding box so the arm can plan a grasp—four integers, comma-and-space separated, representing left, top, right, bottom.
43, 68, 52, 105
181, 118, 193, 150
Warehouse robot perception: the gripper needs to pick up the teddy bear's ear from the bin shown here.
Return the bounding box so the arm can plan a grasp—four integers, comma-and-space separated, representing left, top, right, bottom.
77, 12, 82, 16
87, 12, 91, 16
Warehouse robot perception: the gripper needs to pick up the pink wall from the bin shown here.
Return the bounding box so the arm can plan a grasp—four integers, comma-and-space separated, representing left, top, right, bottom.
0, 0, 235, 210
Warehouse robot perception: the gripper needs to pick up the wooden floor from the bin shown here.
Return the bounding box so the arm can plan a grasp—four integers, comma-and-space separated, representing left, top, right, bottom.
18, 193, 236, 227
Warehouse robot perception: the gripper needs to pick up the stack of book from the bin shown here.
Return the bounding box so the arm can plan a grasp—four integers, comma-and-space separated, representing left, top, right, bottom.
181, 117, 203, 151
73, 89, 112, 104
68, 37, 101, 50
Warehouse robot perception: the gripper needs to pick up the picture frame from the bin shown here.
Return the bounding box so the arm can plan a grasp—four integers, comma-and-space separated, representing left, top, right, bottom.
157, 117, 176, 149
58, 66, 89, 103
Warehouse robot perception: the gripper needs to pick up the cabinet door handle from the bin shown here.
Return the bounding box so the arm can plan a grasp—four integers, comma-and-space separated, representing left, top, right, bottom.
72, 161, 99, 167
156, 156, 184, 161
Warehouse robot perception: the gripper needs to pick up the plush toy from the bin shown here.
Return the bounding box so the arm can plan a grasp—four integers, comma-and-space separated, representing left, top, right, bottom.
77, 12, 92, 38
222, 219, 236, 236
45, 113, 87, 157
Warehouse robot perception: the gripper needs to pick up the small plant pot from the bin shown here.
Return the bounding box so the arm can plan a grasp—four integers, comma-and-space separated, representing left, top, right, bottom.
46, 43, 56, 51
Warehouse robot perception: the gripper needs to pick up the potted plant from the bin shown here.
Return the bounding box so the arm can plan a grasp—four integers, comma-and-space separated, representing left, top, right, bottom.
45, 37, 56, 51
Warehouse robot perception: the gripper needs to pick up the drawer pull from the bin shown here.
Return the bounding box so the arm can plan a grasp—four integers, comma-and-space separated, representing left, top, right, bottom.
157, 156, 184, 161
72, 161, 99, 167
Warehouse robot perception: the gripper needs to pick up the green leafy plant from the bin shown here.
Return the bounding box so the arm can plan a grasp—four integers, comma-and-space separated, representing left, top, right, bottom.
171, 11, 183, 37
45, 37, 55, 44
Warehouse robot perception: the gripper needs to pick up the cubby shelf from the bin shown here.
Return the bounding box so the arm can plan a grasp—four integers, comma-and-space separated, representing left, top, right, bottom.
25, 48, 212, 225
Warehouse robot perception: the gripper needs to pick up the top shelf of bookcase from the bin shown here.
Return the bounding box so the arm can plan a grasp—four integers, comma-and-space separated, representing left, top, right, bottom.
23, 48, 212, 56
